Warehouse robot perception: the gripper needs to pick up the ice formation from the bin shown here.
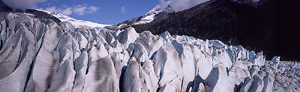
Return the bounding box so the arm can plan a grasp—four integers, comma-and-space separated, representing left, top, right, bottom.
0, 12, 299, 92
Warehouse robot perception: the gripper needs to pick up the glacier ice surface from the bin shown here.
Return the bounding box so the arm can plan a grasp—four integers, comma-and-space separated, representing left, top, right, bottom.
0, 12, 300, 92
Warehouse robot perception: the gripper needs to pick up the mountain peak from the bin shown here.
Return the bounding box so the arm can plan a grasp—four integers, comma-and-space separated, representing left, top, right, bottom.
163, 5, 175, 14
105, 5, 176, 30
145, 6, 162, 16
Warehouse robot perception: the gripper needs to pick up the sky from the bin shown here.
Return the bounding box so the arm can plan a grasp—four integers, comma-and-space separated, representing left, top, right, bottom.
2, 0, 209, 25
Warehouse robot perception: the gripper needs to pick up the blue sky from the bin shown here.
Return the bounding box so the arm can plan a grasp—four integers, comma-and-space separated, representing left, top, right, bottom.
2, 0, 209, 25
37, 0, 160, 24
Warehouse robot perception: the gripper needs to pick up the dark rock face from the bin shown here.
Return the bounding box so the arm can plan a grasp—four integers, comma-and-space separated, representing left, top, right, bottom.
152, 5, 175, 22
133, 0, 300, 61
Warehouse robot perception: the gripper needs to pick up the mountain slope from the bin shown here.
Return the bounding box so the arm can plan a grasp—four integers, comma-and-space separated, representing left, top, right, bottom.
105, 5, 175, 30
36, 10, 110, 28
133, 0, 300, 61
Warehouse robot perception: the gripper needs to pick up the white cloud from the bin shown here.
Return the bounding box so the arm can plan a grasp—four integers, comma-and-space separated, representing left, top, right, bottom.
72, 4, 99, 15
121, 6, 126, 14
73, 5, 87, 15
45, 6, 58, 12
2, 0, 99, 16
87, 6, 99, 13
61, 7, 72, 15
44, 4, 100, 16
45, 6, 72, 15
158, 0, 209, 12
2, 0, 46, 10
61, 5, 68, 8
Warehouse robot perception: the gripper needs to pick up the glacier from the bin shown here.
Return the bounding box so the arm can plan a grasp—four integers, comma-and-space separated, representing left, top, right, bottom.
0, 11, 300, 92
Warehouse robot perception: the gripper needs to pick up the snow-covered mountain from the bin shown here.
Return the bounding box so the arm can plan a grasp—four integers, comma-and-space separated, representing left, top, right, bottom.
105, 5, 175, 30
135, 5, 176, 25
37, 9, 110, 28
134, 6, 162, 25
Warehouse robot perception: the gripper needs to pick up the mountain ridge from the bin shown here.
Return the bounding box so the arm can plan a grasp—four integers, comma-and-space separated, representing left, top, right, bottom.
38, 10, 110, 28
133, 0, 300, 61
105, 5, 175, 30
